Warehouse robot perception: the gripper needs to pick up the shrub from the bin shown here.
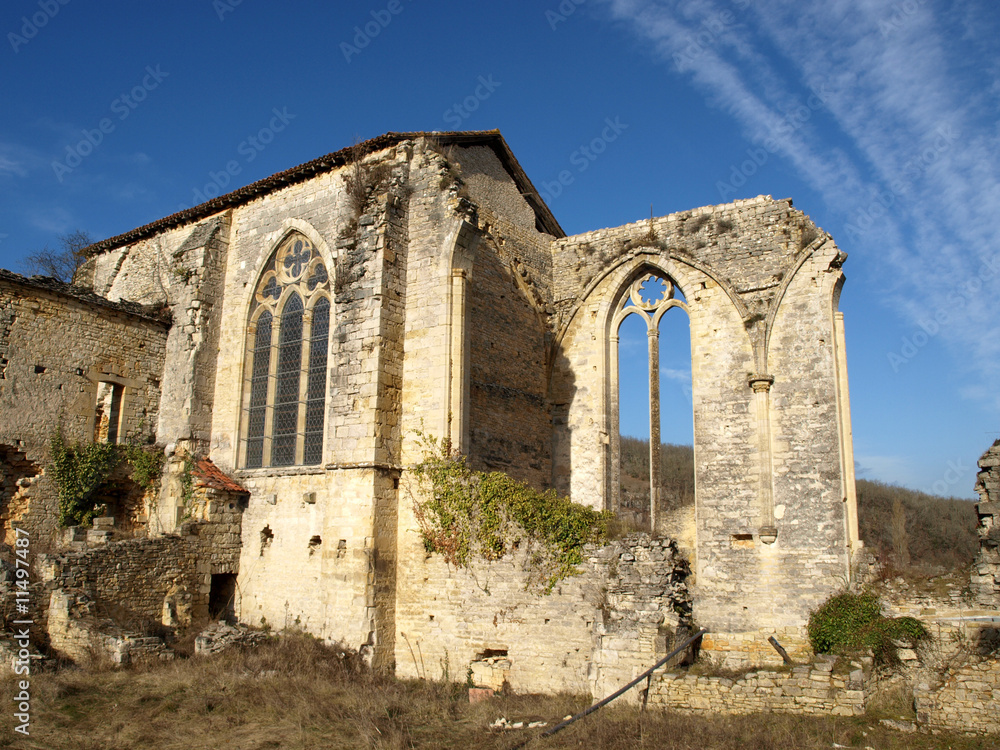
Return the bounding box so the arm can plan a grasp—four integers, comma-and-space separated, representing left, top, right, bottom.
808, 591, 929, 665
411, 434, 611, 592
50, 429, 164, 527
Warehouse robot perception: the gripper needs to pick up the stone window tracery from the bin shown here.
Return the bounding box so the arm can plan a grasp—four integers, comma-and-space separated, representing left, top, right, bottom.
242, 233, 331, 469
610, 270, 689, 527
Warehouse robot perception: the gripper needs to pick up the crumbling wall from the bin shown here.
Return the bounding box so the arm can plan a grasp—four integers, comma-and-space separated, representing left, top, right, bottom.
94, 216, 230, 458
972, 440, 1000, 607
394, 525, 691, 697
915, 657, 1000, 734
548, 196, 853, 647
40, 535, 205, 625
650, 656, 869, 716
0, 272, 168, 546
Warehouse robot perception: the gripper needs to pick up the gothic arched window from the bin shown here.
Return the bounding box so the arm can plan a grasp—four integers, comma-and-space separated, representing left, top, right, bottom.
242, 233, 331, 468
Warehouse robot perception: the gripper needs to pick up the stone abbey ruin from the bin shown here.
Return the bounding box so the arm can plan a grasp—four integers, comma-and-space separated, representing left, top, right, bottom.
9, 130, 989, 713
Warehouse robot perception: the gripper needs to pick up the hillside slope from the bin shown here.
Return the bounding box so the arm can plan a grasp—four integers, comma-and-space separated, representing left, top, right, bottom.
619, 436, 978, 572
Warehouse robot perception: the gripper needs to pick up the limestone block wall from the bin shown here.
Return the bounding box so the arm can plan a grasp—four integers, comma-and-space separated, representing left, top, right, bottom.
39, 535, 206, 624
394, 496, 692, 698
234, 469, 375, 643
398, 141, 556, 489
649, 658, 868, 716
973, 440, 1000, 606
0, 272, 168, 546
92, 217, 229, 454
548, 196, 853, 639
915, 657, 1000, 734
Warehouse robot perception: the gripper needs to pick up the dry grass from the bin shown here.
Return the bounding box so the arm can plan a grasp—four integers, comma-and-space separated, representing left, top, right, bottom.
1, 635, 994, 750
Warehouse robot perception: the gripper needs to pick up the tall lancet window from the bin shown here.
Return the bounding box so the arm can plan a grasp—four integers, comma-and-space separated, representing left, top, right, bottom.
242, 232, 331, 468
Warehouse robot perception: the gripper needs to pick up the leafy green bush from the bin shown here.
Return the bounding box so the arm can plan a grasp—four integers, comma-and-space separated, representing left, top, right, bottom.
808, 591, 929, 665
50, 429, 164, 527
411, 434, 611, 592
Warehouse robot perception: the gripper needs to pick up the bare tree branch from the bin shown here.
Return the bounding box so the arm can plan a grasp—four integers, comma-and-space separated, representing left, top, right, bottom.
22, 230, 93, 283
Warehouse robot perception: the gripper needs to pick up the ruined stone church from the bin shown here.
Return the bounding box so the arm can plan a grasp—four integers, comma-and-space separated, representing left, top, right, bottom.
0, 130, 860, 693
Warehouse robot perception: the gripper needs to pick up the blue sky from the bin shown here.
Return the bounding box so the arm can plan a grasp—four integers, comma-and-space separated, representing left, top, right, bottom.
2, 0, 997, 498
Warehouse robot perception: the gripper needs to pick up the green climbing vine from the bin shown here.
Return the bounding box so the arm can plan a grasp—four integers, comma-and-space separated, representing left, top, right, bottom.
411, 433, 611, 593
49, 428, 165, 527
808, 591, 929, 666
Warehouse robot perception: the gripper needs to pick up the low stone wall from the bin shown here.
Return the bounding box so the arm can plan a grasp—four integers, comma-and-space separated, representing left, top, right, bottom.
47, 588, 173, 664
395, 532, 693, 697
39, 535, 205, 625
915, 657, 1000, 734
649, 656, 869, 716
699, 629, 813, 668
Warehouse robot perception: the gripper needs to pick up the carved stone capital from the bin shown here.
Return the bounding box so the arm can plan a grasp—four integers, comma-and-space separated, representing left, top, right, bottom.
748, 373, 774, 392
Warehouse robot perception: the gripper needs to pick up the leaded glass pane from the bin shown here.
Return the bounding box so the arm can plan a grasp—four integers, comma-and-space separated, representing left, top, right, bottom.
245, 311, 272, 469
304, 298, 330, 465
243, 232, 331, 468
272, 294, 303, 466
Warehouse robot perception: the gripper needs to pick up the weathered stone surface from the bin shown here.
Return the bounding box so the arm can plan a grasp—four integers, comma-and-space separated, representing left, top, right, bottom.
0, 131, 860, 695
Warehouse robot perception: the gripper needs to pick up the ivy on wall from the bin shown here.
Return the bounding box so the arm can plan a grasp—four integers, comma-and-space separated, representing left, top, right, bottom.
49, 429, 165, 527
808, 591, 929, 666
411, 433, 611, 593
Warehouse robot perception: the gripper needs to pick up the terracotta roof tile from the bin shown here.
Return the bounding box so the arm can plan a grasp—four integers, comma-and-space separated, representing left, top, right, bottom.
192, 458, 247, 494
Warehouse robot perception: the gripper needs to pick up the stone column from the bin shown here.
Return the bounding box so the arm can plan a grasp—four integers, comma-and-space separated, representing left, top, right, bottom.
449, 269, 469, 453
749, 374, 776, 543
648, 327, 661, 529
609, 333, 621, 514
834, 312, 859, 548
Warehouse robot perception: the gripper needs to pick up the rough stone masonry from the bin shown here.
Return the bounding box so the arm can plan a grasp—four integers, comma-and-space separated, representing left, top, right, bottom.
0, 130, 860, 694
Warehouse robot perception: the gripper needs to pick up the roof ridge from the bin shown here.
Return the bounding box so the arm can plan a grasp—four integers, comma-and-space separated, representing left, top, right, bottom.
84, 130, 563, 256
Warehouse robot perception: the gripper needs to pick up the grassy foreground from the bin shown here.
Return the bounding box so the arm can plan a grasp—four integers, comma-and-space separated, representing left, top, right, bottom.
1, 636, 994, 750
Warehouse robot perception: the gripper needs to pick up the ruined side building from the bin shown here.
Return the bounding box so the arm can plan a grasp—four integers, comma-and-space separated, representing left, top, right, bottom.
0, 131, 861, 692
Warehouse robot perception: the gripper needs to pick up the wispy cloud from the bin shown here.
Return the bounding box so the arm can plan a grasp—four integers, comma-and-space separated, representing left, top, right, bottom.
598, 0, 1000, 404
0, 141, 47, 178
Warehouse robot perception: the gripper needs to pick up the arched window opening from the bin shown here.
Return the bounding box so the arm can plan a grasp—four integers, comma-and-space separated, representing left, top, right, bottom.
617, 312, 651, 528
613, 270, 694, 534
242, 233, 331, 468
273, 293, 304, 467
245, 311, 273, 469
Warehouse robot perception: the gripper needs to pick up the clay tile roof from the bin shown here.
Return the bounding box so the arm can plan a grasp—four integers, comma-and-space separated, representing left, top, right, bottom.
192, 458, 248, 494
84, 130, 564, 257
